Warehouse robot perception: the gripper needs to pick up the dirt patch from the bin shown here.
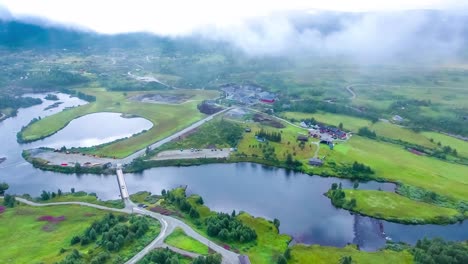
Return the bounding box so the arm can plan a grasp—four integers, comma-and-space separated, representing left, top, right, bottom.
149, 206, 182, 217
253, 113, 285, 128
15, 208, 35, 215
84, 213, 96, 217
42, 223, 58, 232
152, 148, 231, 161
129, 93, 192, 104
408, 148, 426, 156
37, 215, 66, 223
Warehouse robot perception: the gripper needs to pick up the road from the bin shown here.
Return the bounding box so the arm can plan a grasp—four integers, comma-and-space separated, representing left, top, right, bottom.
120, 107, 232, 165
10, 196, 240, 264
246, 107, 306, 130
345, 85, 356, 99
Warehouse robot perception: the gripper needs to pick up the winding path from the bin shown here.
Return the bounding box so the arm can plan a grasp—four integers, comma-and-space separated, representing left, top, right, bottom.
10, 197, 240, 264
345, 85, 356, 100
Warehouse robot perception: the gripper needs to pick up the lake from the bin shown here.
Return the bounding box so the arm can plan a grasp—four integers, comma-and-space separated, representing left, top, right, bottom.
0, 93, 466, 251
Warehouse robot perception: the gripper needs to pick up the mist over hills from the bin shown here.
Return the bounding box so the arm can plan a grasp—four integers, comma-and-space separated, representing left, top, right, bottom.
1, 8, 468, 63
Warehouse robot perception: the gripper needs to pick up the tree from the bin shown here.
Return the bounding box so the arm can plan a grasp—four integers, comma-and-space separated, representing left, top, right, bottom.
3, 194, 16, 208
231, 210, 236, 217
353, 182, 359, 189
277, 255, 287, 264
57, 189, 62, 196
145, 147, 150, 156
41, 190, 50, 201
74, 162, 82, 174
284, 248, 291, 260
70, 236, 81, 245
161, 189, 166, 196
71, 187, 75, 194
0, 182, 9, 195
273, 218, 281, 230
340, 256, 353, 264
339, 122, 343, 130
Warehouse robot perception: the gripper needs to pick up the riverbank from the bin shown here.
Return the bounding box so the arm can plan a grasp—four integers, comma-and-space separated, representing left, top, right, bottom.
22, 149, 115, 175
327, 189, 466, 225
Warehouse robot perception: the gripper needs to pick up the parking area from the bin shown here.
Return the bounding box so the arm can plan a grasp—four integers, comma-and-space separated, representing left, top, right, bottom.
152, 148, 232, 161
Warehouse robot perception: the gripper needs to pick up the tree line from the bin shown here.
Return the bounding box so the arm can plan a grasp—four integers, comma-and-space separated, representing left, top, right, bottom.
205, 212, 257, 243
139, 248, 222, 264
256, 128, 282, 142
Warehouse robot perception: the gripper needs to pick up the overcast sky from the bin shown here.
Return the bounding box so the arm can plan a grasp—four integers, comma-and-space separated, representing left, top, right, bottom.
1, 0, 467, 35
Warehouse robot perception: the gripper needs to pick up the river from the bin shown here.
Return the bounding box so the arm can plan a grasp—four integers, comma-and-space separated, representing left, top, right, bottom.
0, 93, 466, 251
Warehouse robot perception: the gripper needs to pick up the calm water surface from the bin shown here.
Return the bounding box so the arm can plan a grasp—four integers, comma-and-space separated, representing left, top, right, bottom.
0, 93, 466, 251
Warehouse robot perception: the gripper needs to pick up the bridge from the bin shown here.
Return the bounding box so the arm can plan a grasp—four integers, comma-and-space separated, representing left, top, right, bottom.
112, 165, 240, 263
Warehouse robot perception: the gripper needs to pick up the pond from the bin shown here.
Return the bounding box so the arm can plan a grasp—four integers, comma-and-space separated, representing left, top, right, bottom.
0, 93, 466, 251
28, 112, 153, 149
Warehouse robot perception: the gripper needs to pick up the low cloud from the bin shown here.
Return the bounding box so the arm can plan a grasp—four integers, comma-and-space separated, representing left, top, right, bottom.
197, 10, 468, 62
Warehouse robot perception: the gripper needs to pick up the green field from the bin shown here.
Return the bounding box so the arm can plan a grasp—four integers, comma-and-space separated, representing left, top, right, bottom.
421, 131, 468, 158
165, 227, 209, 255
325, 136, 468, 202
20, 88, 218, 158
290, 244, 413, 264
237, 213, 291, 264
339, 190, 463, 224
282, 111, 372, 132
236, 122, 318, 164
32, 191, 125, 209
0, 204, 110, 263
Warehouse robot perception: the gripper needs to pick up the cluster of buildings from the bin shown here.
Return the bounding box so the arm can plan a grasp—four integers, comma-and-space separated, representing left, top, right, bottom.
300, 121, 349, 142
220, 83, 277, 105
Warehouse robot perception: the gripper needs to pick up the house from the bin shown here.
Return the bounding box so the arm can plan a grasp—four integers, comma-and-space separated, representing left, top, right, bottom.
258, 91, 276, 103
239, 255, 251, 264
308, 158, 323, 166
392, 115, 404, 122
297, 134, 309, 142
245, 128, 252, 132
300, 121, 309, 128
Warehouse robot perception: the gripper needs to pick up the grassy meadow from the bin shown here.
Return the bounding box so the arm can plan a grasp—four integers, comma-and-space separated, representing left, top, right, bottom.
0, 204, 110, 263
19, 88, 218, 158
339, 190, 463, 224
323, 136, 468, 202
290, 244, 413, 264
165, 227, 209, 255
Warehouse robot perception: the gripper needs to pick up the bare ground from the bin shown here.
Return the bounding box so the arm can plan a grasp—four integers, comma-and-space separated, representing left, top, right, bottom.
152, 148, 231, 161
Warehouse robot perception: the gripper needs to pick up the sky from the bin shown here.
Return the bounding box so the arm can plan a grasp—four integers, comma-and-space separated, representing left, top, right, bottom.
1, 0, 467, 35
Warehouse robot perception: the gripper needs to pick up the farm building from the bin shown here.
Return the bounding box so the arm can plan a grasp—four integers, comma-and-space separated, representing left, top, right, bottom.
308, 158, 323, 166
393, 115, 404, 122
297, 134, 309, 142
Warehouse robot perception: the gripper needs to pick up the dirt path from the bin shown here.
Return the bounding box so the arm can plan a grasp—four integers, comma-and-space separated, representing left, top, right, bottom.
346, 85, 356, 99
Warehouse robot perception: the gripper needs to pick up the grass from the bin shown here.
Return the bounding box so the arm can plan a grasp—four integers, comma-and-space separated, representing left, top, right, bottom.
236, 122, 318, 164
421, 131, 468, 158
322, 136, 468, 202
290, 244, 414, 264
156, 189, 291, 264
281, 111, 371, 132
34, 191, 125, 209
20, 88, 218, 158
237, 213, 291, 264
339, 190, 463, 224
165, 227, 209, 255
0, 204, 110, 263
